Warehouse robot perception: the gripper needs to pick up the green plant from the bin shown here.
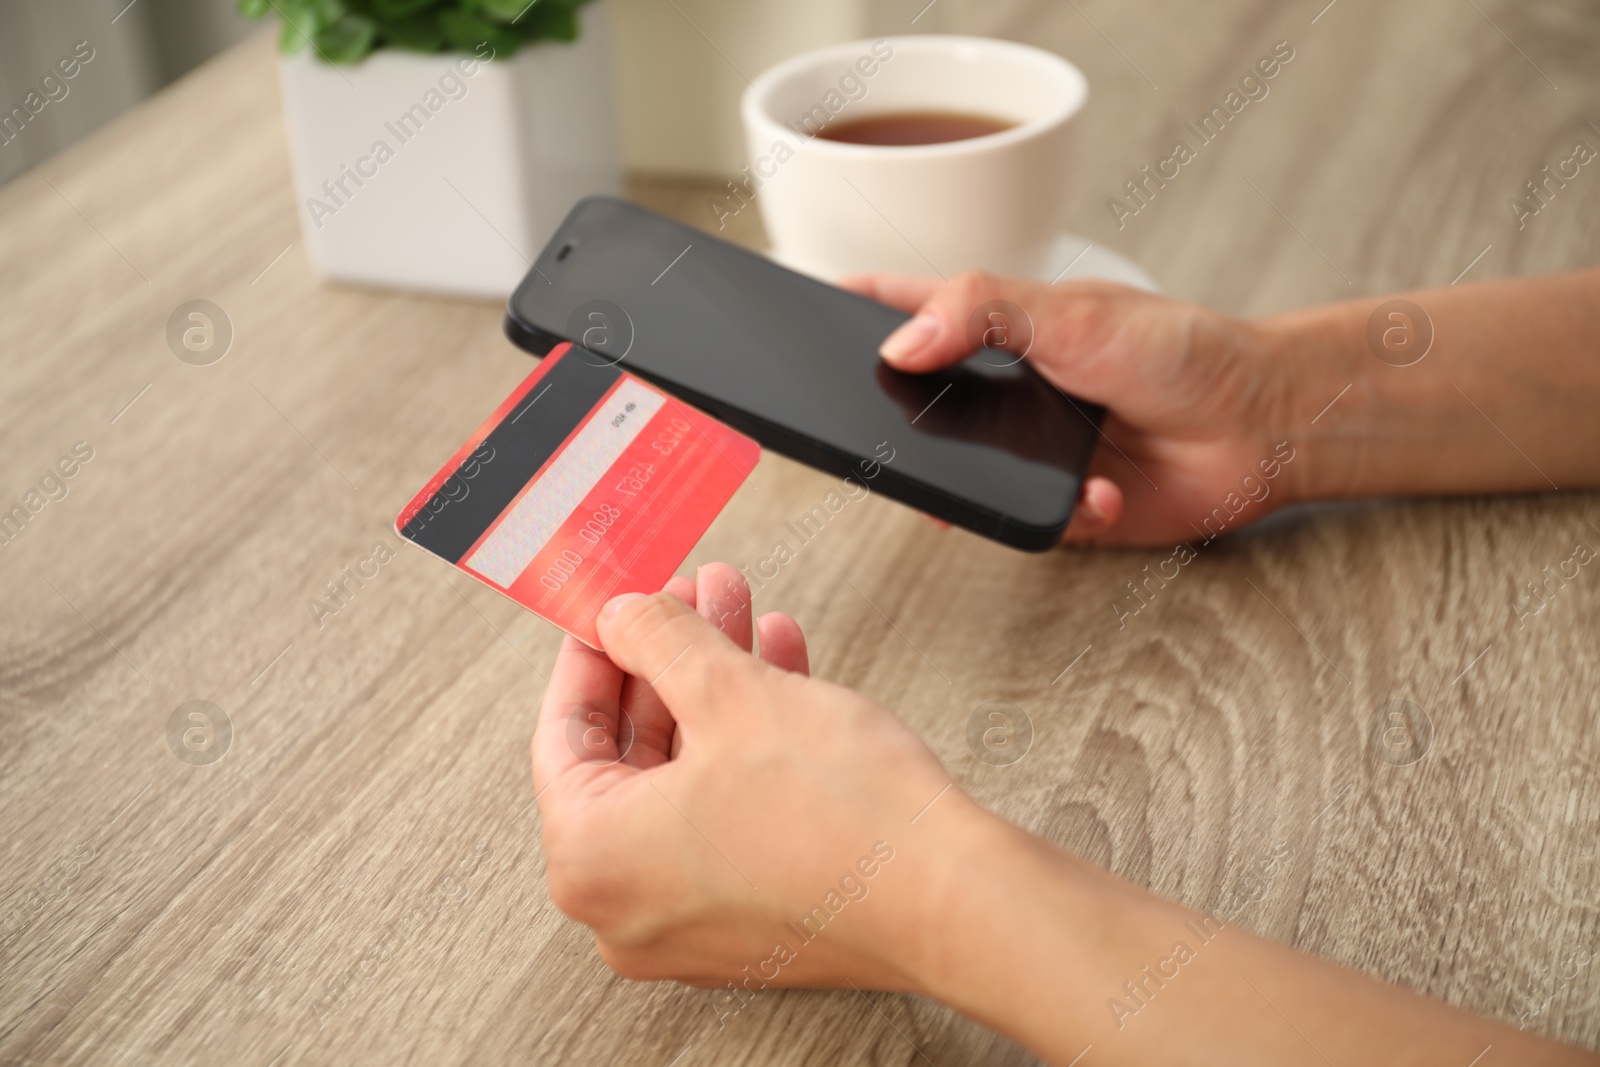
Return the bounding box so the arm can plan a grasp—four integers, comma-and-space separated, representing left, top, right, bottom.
238, 0, 595, 63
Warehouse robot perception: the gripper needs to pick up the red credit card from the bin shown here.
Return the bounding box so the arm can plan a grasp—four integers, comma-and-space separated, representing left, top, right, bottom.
395, 342, 759, 647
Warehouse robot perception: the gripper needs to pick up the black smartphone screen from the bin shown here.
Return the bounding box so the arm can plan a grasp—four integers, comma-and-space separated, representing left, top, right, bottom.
504, 197, 1100, 551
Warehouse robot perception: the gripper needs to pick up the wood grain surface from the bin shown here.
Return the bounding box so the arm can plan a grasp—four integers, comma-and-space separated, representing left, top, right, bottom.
2, 1, 1598, 1063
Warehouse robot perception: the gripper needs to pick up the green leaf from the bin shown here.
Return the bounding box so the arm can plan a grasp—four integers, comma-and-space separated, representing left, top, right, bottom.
273, 0, 333, 49
519, 1, 578, 41
255, 0, 594, 55
438, 9, 517, 54
534, 8, 577, 40
382, 13, 448, 50
370, 0, 437, 18
278, 22, 309, 52
479, 0, 529, 21
315, 13, 378, 62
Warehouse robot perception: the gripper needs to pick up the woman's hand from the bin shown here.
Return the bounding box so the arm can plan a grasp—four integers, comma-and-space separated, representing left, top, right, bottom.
532, 565, 968, 995
533, 566, 1600, 1066
844, 269, 1600, 544
841, 272, 1306, 547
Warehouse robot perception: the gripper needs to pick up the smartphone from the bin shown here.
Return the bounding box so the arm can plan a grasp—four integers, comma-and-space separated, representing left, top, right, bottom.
504, 197, 1100, 551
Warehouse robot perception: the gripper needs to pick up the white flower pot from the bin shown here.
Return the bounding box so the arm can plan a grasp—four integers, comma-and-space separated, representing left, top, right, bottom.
276, 3, 620, 299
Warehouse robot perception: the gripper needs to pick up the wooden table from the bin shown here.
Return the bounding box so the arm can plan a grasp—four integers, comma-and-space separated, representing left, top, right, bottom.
3, 3, 1597, 1062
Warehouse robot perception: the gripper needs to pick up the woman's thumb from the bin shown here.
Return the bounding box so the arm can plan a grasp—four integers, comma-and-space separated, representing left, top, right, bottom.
877, 271, 1036, 373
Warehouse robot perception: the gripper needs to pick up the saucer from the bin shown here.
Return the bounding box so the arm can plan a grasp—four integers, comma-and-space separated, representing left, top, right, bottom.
1038, 233, 1159, 292
768, 233, 1159, 293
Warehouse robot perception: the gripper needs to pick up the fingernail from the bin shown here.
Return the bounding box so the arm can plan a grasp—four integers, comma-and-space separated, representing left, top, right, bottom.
1079, 481, 1116, 528
880, 311, 940, 363
600, 592, 644, 622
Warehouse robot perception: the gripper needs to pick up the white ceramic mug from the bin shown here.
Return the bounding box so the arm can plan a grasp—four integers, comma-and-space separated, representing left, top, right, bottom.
739, 36, 1087, 281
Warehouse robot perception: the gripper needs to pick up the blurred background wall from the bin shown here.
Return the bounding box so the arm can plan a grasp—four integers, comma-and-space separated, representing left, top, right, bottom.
0, 0, 247, 184
0, 0, 1016, 186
